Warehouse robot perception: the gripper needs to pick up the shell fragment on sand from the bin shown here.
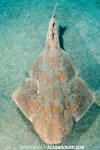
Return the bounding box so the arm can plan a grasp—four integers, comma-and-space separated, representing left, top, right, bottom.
12, 12, 94, 144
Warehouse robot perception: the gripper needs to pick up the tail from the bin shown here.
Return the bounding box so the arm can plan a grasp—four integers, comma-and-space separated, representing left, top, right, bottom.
45, 3, 60, 50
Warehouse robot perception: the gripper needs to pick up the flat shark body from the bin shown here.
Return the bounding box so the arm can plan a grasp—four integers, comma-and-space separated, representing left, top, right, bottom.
12, 12, 94, 144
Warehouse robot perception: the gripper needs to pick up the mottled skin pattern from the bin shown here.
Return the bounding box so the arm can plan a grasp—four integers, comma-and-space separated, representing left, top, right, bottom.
29, 48, 76, 144
12, 12, 94, 144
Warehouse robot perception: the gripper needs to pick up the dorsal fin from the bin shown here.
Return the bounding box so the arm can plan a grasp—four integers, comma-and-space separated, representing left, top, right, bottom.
46, 9, 60, 50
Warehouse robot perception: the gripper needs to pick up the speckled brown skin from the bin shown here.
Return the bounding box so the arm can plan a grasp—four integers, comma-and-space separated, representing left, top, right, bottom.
12, 12, 94, 144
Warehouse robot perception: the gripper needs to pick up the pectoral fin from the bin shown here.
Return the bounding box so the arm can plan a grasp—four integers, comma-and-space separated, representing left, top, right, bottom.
12, 78, 41, 121
67, 77, 95, 121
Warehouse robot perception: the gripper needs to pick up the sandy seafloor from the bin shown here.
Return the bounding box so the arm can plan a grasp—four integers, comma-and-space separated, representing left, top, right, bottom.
0, 0, 100, 150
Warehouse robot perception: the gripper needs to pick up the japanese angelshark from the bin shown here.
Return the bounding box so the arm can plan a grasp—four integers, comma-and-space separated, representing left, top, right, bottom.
12, 12, 94, 144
